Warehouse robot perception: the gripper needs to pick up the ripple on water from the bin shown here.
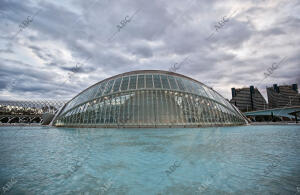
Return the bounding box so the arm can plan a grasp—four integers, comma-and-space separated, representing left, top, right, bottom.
0, 125, 300, 194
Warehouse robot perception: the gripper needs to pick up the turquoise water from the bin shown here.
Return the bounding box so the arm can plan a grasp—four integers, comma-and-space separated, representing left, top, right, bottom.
0, 125, 300, 195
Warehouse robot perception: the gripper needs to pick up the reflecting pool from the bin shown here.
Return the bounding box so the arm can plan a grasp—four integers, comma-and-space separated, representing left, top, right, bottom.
0, 125, 299, 194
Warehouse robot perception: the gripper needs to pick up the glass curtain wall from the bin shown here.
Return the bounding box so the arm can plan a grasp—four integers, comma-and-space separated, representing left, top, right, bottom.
54, 71, 247, 127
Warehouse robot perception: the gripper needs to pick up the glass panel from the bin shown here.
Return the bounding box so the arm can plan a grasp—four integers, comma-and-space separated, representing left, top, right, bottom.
175, 94, 183, 124
102, 98, 108, 124
207, 99, 214, 124
137, 75, 145, 89
210, 90, 221, 103
188, 95, 195, 123
189, 81, 199, 94
182, 94, 189, 124
82, 103, 88, 112
109, 97, 115, 124
89, 84, 101, 100
209, 100, 217, 124
194, 97, 202, 124
96, 99, 104, 124
219, 104, 227, 123
134, 91, 138, 125
167, 92, 175, 124
140, 91, 145, 125
153, 75, 162, 88
121, 76, 129, 91
119, 94, 124, 125
146, 75, 153, 88
197, 85, 208, 97
166, 91, 172, 125
146, 90, 154, 125
161, 75, 170, 89
119, 93, 127, 124
182, 79, 193, 93
104, 79, 114, 94
189, 95, 196, 123
128, 93, 132, 124
168, 76, 178, 90
176, 78, 185, 91
151, 91, 155, 125
105, 97, 112, 124
129, 75, 137, 90
115, 96, 121, 125
184, 94, 191, 123
203, 86, 214, 99
154, 90, 159, 124
113, 77, 122, 92
79, 89, 90, 105
215, 104, 223, 123
95, 81, 108, 98
160, 91, 167, 124
201, 99, 209, 124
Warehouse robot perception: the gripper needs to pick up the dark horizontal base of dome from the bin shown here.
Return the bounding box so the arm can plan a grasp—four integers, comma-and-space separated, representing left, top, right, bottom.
54, 123, 247, 128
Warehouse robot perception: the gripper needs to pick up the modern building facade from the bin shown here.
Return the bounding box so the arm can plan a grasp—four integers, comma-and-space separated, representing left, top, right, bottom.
52, 70, 248, 128
230, 86, 267, 112
267, 84, 300, 108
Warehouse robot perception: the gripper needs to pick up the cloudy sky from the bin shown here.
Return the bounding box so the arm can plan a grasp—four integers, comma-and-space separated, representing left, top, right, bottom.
0, 0, 299, 102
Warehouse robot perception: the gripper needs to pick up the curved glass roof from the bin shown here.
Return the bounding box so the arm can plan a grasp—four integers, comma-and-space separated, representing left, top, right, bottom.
53, 70, 248, 127
62, 71, 234, 113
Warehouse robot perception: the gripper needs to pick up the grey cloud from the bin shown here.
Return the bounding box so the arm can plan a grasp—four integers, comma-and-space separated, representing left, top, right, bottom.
0, 0, 299, 101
